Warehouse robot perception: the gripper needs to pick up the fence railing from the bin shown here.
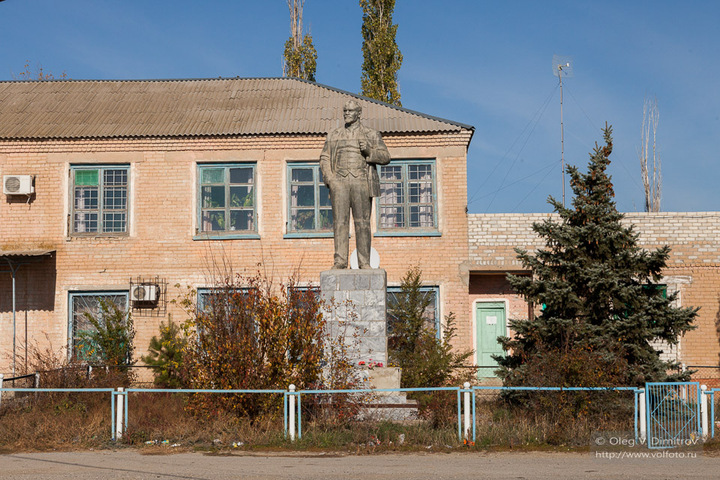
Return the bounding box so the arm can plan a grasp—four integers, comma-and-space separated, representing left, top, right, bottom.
0, 381, 116, 438
5, 380, 720, 444
0, 381, 648, 443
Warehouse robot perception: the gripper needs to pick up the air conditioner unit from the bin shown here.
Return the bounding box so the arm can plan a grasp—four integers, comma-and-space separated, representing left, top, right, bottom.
3, 175, 34, 195
131, 284, 158, 303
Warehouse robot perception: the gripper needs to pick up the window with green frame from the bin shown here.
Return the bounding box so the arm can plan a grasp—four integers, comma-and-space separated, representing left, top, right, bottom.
377, 160, 437, 231
198, 164, 256, 234
69, 291, 128, 361
197, 287, 252, 311
71, 165, 129, 234
287, 163, 332, 234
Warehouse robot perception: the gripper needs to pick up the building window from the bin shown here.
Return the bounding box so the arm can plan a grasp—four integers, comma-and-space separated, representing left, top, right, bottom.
198, 164, 256, 234
287, 285, 320, 311
287, 163, 332, 234
387, 286, 440, 338
69, 291, 128, 361
378, 160, 437, 231
197, 287, 256, 312
71, 165, 129, 234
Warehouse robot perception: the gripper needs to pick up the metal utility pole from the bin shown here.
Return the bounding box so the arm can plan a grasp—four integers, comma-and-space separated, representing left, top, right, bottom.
558, 63, 567, 207
552, 55, 573, 207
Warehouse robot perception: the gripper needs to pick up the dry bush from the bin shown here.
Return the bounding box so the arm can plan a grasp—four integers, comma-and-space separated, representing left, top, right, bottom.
0, 390, 111, 453
500, 342, 631, 426
176, 272, 362, 422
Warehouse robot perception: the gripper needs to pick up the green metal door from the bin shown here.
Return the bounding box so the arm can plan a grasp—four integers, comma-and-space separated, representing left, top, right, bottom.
475, 302, 506, 377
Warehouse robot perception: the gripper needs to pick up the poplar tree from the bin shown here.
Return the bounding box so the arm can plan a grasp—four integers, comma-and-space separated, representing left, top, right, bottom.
497, 126, 696, 387
283, 0, 317, 81
360, 0, 402, 106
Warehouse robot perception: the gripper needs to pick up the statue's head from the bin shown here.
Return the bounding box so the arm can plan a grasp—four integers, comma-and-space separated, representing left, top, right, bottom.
343, 100, 362, 126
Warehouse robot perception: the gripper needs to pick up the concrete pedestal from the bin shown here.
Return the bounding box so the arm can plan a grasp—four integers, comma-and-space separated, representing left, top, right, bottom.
320, 268, 387, 365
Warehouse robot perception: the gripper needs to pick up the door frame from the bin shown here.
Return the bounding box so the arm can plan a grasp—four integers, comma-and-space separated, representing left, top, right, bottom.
472, 299, 510, 371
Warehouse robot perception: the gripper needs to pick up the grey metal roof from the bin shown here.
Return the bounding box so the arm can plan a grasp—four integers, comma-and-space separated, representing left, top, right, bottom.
0, 77, 473, 140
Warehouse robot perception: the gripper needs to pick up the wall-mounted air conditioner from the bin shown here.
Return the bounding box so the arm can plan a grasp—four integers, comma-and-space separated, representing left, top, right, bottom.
131, 284, 158, 303
3, 175, 35, 195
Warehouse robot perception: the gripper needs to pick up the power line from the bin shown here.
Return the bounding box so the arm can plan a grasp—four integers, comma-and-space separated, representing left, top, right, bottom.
564, 85, 645, 193
511, 161, 558, 212
469, 159, 558, 202
482, 87, 559, 212
468, 84, 559, 205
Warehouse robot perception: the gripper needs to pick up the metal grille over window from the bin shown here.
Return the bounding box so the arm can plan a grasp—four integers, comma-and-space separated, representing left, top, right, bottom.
386, 286, 440, 338
379, 161, 436, 230
69, 292, 128, 361
72, 166, 129, 234
199, 165, 255, 233
288, 164, 332, 233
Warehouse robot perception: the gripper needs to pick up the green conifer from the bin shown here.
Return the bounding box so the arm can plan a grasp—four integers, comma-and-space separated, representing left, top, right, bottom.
497, 126, 697, 386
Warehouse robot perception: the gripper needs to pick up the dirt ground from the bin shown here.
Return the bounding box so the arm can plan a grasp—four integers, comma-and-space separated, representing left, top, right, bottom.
0, 450, 717, 479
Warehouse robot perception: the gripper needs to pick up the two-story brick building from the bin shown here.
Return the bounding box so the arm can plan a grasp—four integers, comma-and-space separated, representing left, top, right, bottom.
0, 77, 473, 376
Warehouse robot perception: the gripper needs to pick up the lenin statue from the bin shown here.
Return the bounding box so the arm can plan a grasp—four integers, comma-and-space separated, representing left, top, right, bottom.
320, 100, 391, 269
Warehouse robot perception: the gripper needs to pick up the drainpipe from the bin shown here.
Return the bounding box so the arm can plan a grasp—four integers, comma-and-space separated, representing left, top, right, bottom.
5, 258, 19, 380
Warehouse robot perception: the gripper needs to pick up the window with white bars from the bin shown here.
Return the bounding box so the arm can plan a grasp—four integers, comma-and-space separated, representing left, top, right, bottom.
69, 291, 128, 361
386, 286, 440, 338
378, 160, 437, 231
71, 166, 129, 234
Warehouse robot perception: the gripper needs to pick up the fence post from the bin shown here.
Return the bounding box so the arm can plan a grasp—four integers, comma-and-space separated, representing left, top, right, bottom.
712, 391, 716, 439
34, 372, 40, 388
701, 385, 708, 440
463, 382, 471, 440
115, 387, 125, 440
0, 374, 4, 412
87, 365, 92, 380
288, 384, 296, 442
639, 388, 647, 443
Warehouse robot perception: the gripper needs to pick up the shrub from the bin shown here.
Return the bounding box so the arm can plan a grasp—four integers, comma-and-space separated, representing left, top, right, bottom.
141, 317, 187, 388
77, 299, 135, 368
388, 267, 472, 389
500, 339, 632, 420
177, 272, 358, 419
386, 267, 472, 425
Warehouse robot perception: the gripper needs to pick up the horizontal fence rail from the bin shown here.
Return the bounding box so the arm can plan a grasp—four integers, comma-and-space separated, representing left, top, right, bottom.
123, 388, 287, 440
289, 386, 464, 441
7, 383, 719, 446
0, 387, 117, 438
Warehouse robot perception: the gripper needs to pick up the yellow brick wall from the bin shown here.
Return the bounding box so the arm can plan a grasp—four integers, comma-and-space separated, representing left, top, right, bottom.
468, 212, 720, 379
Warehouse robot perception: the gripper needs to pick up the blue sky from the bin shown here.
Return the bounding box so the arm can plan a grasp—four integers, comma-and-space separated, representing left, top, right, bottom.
2, 0, 718, 214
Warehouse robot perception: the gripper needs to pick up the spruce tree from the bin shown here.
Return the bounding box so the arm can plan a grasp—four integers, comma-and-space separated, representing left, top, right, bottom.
497, 126, 696, 386
360, 0, 403, 106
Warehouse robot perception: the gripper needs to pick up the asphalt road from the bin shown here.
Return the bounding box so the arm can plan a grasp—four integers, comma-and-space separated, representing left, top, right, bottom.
0, 450, 717, 479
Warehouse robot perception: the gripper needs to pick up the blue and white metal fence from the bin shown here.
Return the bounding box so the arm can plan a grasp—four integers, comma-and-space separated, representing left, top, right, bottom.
285, 385, 464, 441
0, 386, 117, 437
645, 382, 702, 449
5, 382, 719, 446
120, 387, 288, 440
465, 385, 642, 443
